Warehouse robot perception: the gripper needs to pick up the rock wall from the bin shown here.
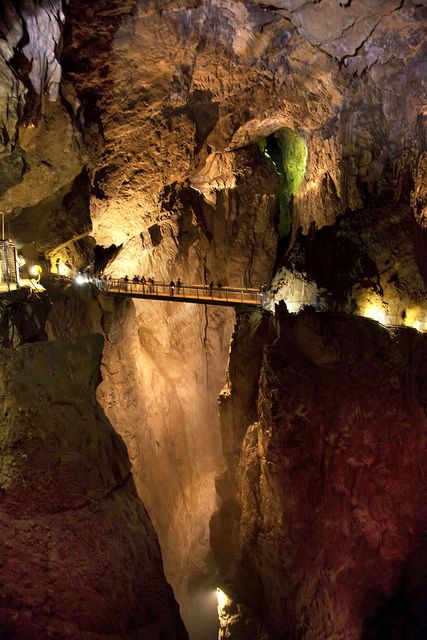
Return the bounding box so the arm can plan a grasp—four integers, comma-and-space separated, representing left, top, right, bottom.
0, 317, 187, 639
96, 295, 234, 608
0, 2, 426, 638
212, 307, 427, 639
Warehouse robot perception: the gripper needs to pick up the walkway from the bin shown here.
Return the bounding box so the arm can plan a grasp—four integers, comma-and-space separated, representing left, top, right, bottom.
84, 277, 266, 308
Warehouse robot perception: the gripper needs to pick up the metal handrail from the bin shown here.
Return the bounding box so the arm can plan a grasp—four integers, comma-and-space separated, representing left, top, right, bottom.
70, 275, 427, 331
82, 276, 266, 306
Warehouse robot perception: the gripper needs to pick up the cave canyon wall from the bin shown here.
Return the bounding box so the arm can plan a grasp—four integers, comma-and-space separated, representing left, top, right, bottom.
0, 1, 426, 639
0, 292, 187, 639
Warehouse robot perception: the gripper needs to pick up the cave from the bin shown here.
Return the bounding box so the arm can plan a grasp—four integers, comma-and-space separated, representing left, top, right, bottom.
0, 1, 426, 639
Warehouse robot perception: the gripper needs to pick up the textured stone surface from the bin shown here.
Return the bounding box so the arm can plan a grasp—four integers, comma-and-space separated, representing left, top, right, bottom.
58, 0, 425, 253
0, 330, 187, 639
270, 203, 427, 328
0, 287, 51, 347
96, 294, 235, 610
0, 0, 86, 254
0, 2, 426, 637
212, 308, 427, 639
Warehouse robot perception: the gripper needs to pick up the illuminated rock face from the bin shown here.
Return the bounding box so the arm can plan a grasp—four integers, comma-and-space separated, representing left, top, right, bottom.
0, 0, 88, 257
0, 331, 187, 640
212, 308, 427, 639
96, 296, 235, 608
0, 1, 426, 637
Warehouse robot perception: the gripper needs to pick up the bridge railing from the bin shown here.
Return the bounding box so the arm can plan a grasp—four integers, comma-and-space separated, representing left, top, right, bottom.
94, 277, 265, 305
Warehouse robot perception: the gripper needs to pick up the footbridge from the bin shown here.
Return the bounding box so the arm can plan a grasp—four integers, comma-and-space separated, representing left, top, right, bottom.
79, 276, 267, 309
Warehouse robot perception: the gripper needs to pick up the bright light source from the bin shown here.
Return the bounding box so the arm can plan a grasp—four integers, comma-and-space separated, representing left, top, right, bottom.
75, 274, 85, 285
216, 588, 229, 611
404, 308, 422, 331
30, 264, 42, 277
286, 300, 303, 314
363, 304, 385, 325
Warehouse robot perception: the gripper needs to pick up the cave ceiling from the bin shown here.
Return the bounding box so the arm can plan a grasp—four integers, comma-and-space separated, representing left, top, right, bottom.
0, 0, 425, 260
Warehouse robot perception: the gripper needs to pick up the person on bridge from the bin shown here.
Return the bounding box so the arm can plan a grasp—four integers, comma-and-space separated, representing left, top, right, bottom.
176, 278, 181, 293
124, 275, 129, 291
140, 275, 146, 292
260, 283, 268, 305
209, 281, 214, 296
170, 280, 175, 295
313, 292, 321, 310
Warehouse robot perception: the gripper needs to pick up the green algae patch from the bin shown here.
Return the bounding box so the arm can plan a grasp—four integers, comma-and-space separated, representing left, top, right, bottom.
259, 129, 307, 238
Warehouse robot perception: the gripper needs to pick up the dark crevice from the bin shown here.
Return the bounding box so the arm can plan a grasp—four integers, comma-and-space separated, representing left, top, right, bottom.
94, 243, 123, 274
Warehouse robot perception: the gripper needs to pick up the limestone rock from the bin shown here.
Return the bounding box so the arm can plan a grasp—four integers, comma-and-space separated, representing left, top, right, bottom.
0, 2, 426, 637
213, 308, 427, 638
0, 332, 187, 639
0, 288, 51, 347
96, 293, 235, 611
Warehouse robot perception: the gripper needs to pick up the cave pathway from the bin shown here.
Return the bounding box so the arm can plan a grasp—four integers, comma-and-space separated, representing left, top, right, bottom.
78, 276, 267, 308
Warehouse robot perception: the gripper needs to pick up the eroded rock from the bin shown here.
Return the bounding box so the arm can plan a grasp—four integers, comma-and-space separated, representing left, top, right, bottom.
0, 331, 187, 639
212, 308, 427, 639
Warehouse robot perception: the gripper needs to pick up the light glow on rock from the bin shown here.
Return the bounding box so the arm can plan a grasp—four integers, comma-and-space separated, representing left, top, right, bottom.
363, 304, 386, 325
216, 587, 230, 612
404, 307, 422, 331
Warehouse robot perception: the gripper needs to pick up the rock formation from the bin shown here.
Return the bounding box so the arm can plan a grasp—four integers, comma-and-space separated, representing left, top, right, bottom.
212, 307, 427, 638
0, 306, 187, 639
0, 0, 426, 638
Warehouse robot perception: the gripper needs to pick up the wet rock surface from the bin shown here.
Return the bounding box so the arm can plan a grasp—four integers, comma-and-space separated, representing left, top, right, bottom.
96, 293, 235, 611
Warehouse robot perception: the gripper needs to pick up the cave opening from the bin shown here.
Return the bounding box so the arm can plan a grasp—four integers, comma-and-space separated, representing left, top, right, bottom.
258, 128, 307, 238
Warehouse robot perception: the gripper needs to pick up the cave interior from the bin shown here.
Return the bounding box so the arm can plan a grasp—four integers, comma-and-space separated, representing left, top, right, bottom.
0, 1, 426, 639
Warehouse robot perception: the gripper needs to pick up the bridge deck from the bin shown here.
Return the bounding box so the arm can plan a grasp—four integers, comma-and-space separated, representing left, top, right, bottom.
95, 279, 265, 308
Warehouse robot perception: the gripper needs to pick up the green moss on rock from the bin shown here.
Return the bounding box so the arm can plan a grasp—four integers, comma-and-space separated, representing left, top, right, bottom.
259, 129, 307, 238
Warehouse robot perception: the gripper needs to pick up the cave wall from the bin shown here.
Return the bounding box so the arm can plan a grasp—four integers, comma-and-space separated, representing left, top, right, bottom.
212, 307, 427, 639
96, 296, 234, 607
0, 306, 187, 639
0, 1, 426, 638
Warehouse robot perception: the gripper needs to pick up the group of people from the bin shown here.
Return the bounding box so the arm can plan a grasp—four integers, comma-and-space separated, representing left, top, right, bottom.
78, 272, 270, 305
119, 276, 226, 297
122, 274, 156, 292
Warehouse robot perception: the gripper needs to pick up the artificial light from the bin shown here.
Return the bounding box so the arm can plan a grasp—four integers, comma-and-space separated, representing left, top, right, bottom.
216, 588, 229, 611
363, 304, 385, 325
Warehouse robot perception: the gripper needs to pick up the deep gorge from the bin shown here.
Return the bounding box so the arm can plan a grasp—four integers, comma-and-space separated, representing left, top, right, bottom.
0, 1, 426, 639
